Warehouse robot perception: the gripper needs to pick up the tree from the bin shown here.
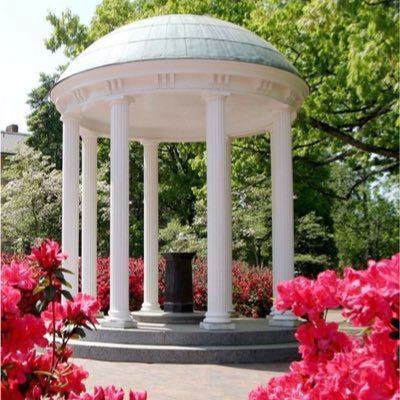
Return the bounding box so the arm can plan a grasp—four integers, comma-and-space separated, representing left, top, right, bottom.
294, 212, 336, 277
159, 143, 205, 227
331, 164, 399, 269
249, 0, 399, 177
1, 145, 62, 253
21, 0, 398, 266
26, 71, 63, 170
95, 139, 145, 257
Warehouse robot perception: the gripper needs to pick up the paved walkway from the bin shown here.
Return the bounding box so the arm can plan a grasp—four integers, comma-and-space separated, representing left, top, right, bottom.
73, 310, 349, 399
73, 358, 289, 399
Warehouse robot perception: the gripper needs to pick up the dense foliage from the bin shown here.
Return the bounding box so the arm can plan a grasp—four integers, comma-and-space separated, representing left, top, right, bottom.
249, 253, 400, 399
1, 252, 272, 318
96, 256, 273, 317
1, 145, 62, 253
3, 0, 397, 269
1, 241, 146, 399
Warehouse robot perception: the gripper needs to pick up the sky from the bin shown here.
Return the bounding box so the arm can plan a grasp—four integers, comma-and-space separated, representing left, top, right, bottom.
0, 0, 99, 133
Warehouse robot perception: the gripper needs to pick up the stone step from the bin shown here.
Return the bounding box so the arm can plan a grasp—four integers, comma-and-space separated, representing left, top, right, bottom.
70, 340, 299, 364
70, 318, 300, 364
83, 324, 296, 346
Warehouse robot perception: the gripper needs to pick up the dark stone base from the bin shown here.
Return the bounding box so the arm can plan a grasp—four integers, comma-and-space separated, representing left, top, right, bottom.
69, 318, 299, 364
164, 302, 193, 313
132, 311, 205, 325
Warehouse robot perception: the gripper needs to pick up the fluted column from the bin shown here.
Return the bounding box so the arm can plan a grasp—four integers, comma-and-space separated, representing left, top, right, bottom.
201, 94, 234, 330
226, 137, 234, 315
102, 96, 135, 328
61, 114, 80, 298
81, 131, 97, 298
269, 108, 297, 326
141, 140, 161, 312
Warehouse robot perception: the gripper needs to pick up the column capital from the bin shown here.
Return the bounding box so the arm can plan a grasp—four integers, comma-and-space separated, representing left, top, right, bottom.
272, 106, 292, 124
109, 94, 135, 105
61, 112, 80, 123
140, 139, 160, 147
80, 128, 98, 138
202, 91, 231, 103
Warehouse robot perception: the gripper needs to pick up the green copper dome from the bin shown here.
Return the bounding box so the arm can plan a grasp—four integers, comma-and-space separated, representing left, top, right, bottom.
60, 14, 300, 81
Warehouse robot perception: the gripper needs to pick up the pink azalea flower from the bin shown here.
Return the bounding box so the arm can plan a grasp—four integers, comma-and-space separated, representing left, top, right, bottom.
71, 293, 100, 325
2, 313, 48, 353
1, 261, 37, 290
41, 301, 66, 332
295, 320, 357, 364
250, 253, 399, 400
248, 385, 269, 400
53, 362, 89, 396
129, 390, 147, 400
28, 239, 67, 272
1, 284, 21, 315
42, 293, 99, 333
339, 254, 399, 326
276, 270, 340, 322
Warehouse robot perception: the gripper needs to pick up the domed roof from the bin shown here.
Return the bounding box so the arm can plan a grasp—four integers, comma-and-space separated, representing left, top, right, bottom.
59, 14, 299, 81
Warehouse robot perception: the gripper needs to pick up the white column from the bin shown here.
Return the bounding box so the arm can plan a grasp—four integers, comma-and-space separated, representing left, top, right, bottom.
61, 114, 80, 298
103, 96, 135, 328
201, 94, 234, 330
140, 140, 161, 313
226, 137, 234, 315
81, 131, 97, 298
270, 108, 297, 326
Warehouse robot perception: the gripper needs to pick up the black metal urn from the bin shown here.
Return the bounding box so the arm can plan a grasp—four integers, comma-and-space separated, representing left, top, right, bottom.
162, 252, 196, 313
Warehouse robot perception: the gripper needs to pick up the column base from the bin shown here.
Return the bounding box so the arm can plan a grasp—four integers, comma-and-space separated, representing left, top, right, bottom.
140, 303, 162, 313
200, 313, 235, 330
100, 314, 136, 329
268, 307, 299, 327
100, 317, 136, 329
200, 321, 236, 330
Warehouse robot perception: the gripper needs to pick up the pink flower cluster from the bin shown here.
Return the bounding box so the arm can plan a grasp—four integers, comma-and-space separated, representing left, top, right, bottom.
1, 240, 147, 400
249, 253, 400, 399
69, 385, 147, 400
95, 256, 273, 318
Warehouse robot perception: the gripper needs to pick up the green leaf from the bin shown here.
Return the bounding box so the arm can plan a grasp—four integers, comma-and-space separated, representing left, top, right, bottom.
58, 267, 74, 274
62, 280, 72, 289
54, 269, 64, 280
82, 322, 93, 331
35, 370, 56, 378
33, 285, 45, 296
44, 285, 56, 301
61, 289, 73, 301
63, 324, 75, 335
54, 270, 72, 287
39, 276, 50, 287
73, 327, 86, 338
36, 299, 48, 313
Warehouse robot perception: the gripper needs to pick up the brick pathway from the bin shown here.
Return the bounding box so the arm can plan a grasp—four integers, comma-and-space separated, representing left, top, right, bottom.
73, 358, 289, 399
73, 310, 349, 399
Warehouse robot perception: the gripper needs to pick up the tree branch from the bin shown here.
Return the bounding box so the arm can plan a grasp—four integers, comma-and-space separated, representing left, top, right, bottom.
364, 0, 397, 5
295, 150, 356, 166
338, 104, 393, 129
232, 143, 269, 156
345, 163, 399, 198
309, 118, 399, 160
293, 138, 327, 150
295, 162, 398, 201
